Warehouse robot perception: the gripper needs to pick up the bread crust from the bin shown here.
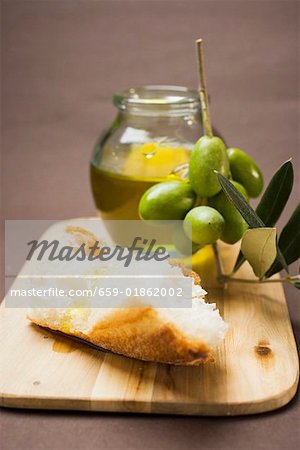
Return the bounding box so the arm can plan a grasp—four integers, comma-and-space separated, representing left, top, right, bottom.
29, 306, 213, 365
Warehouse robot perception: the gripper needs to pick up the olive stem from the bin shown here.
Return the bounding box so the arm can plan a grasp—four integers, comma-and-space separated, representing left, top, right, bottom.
212, 243, 225, 283
220, 275, 300, 285
195, 39, 213, 138
211, 244, 299, 286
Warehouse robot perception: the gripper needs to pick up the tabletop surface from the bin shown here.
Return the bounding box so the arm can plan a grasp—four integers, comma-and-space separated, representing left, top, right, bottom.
1, 1, 299, 449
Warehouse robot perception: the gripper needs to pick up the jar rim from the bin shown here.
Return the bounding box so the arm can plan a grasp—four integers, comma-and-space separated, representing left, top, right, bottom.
113, 85, 200, 112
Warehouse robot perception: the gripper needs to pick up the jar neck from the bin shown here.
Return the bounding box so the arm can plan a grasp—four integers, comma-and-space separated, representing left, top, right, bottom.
116, 109, 201, 129
117, 104, 200, 118
113, 85, 201, 118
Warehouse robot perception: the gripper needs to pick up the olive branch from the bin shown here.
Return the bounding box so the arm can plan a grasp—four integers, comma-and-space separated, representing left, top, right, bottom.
214, 169, 300, 288
195, 39, 300, 289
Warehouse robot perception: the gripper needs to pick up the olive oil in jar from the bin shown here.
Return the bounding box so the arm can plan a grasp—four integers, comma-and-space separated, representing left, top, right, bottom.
90, 86, 203, 224
90, 142, 191, 220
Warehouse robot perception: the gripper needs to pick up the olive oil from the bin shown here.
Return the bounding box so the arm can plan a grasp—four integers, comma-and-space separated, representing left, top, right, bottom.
52, 340, 76, 354
90, 143, 191, 221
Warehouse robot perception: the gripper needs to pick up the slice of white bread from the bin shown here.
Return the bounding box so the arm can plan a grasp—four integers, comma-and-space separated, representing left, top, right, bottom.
27, 226, 228, 365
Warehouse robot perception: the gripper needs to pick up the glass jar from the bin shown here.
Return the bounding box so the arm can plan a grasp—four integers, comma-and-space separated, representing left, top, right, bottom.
90, 85, 206, 221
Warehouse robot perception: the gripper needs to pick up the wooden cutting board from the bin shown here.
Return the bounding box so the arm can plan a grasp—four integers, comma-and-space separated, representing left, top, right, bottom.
0, 219, 299, 415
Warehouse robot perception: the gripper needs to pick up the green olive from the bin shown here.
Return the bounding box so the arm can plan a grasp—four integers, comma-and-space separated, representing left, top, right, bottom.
139, 181, 196, 221
189, 136, 230, 198
227, 148, 263, 198
172, 223, 202, 255
183, 206, 225, 245
209, 181, 249, 244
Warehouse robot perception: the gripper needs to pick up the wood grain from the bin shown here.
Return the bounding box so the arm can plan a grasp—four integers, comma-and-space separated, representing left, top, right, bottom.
0, 223, 298, 415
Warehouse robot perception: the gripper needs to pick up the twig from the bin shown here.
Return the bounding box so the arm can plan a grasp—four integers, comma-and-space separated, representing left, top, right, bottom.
212, 243, 225, 283
195, 39, 213, 137
222, 275, 300, 285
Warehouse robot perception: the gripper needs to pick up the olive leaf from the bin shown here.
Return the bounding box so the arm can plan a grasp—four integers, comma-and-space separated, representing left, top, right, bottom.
216, 173, 264, 227
256, 160, 294, 226
217, 173, 289, 273
233, 251, 246, 273
233, 160, 294, 272
265, 203, 300, 277
293, 281, 300, 290
241, 228, 277, 278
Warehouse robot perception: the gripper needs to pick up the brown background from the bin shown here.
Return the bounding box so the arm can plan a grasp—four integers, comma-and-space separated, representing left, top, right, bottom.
1, 1, 299, 449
